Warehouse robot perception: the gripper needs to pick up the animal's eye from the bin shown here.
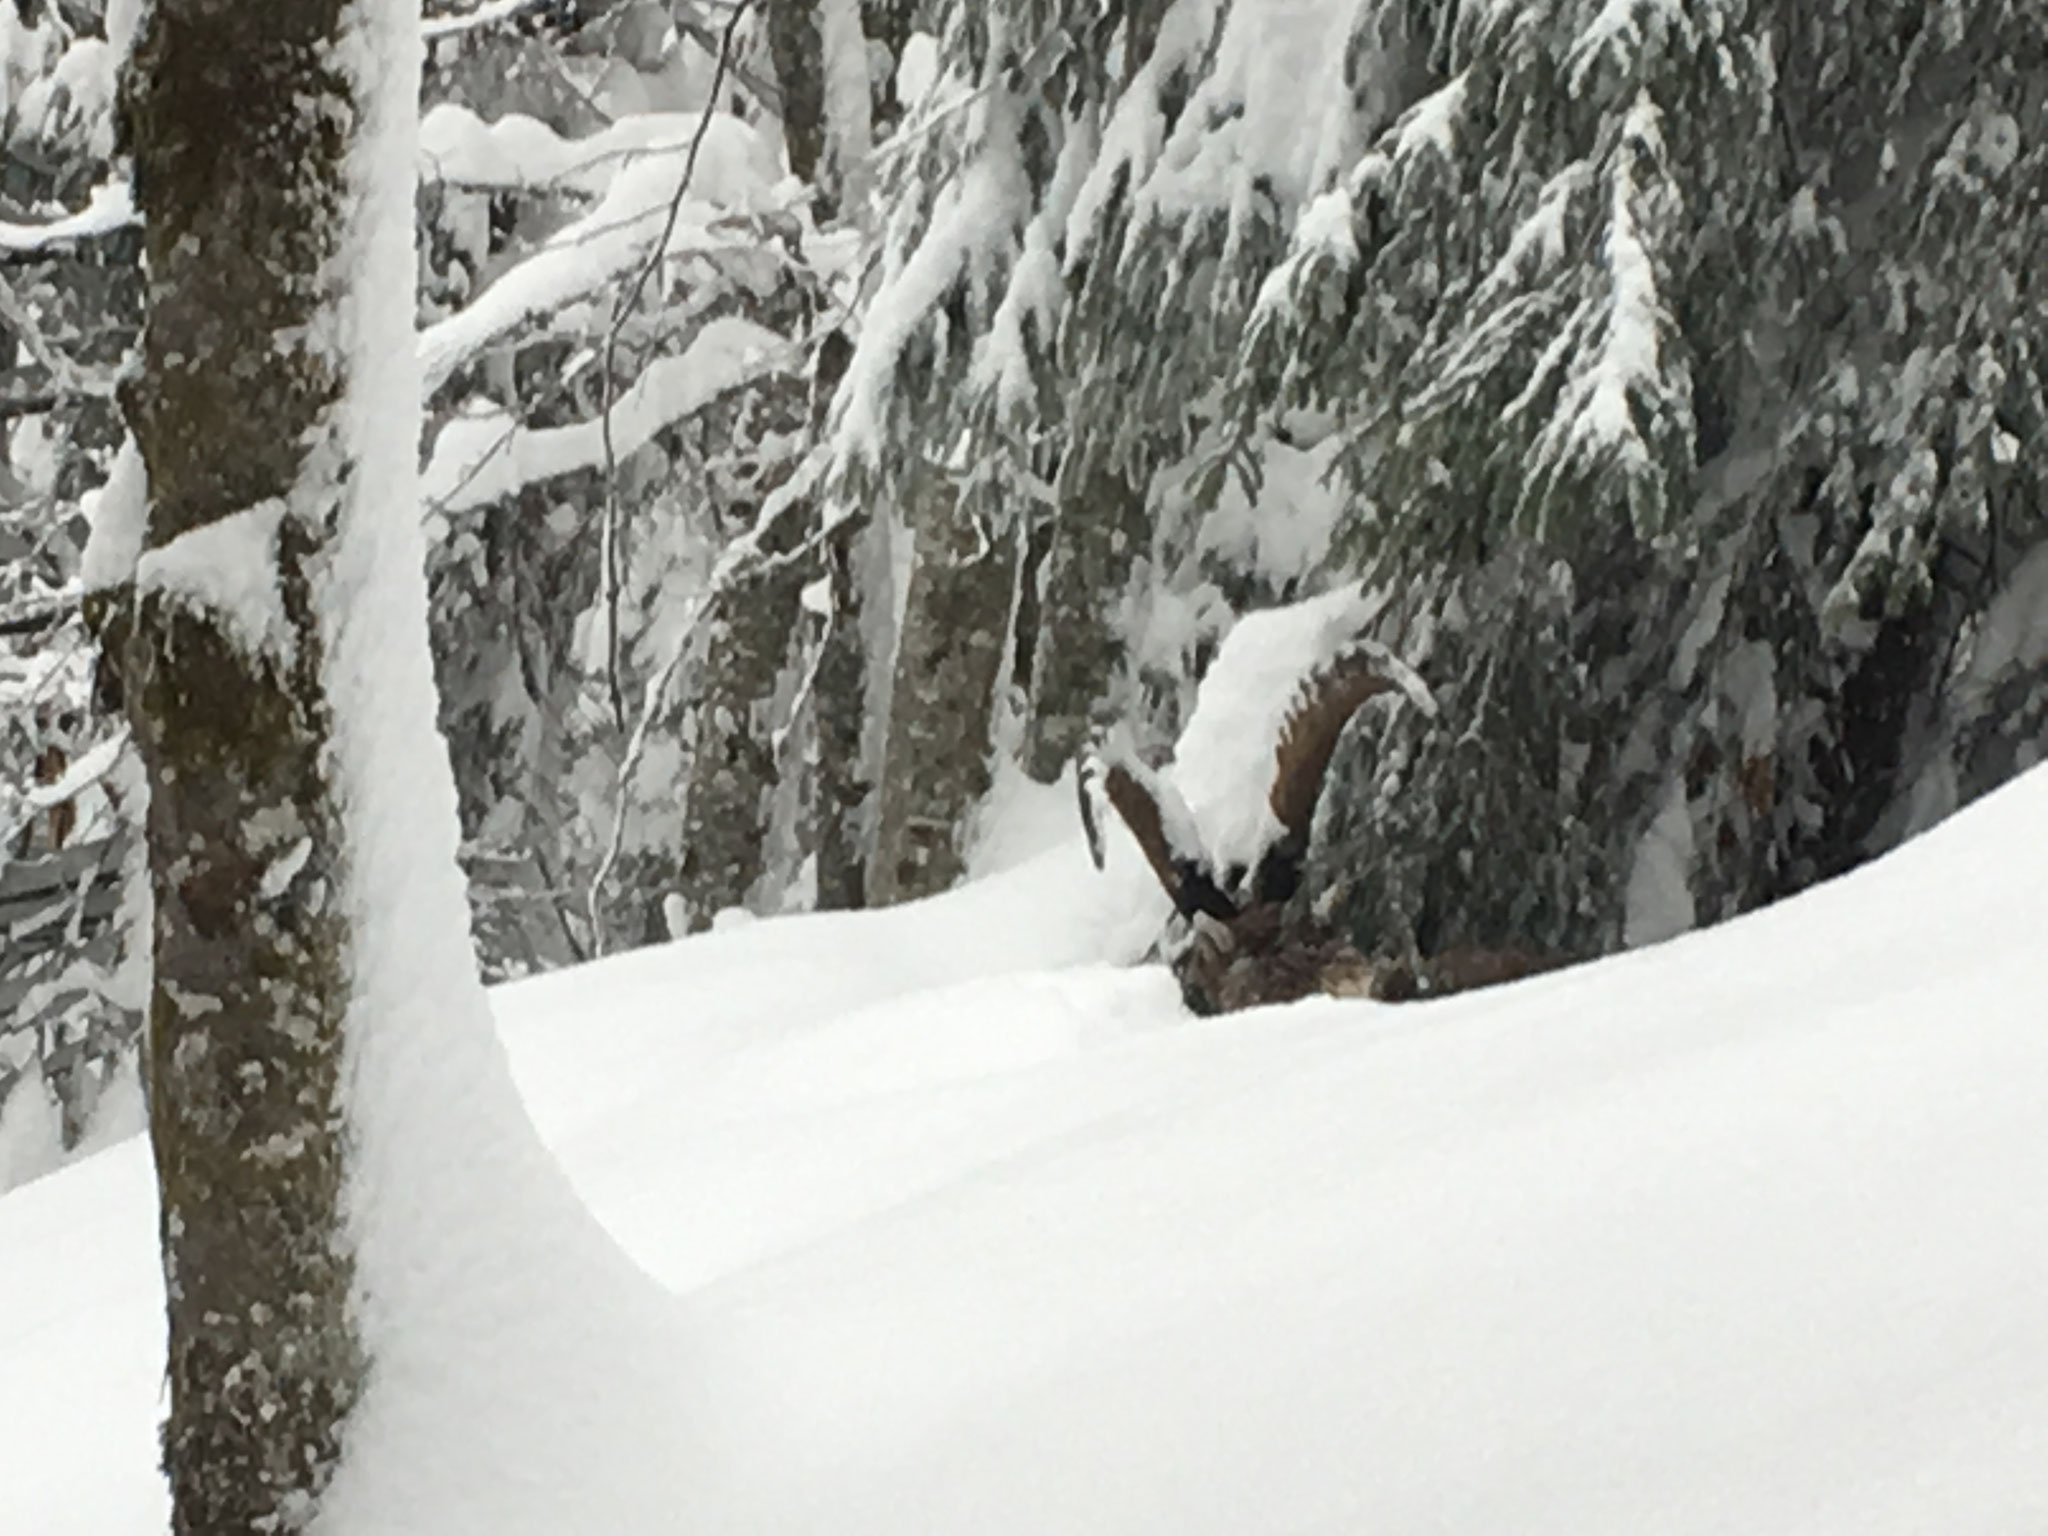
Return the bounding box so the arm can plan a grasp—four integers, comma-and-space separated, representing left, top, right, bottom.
1223, 862, 1248, 896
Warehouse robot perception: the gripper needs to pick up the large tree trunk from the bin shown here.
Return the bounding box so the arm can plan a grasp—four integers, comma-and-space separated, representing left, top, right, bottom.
868, 474, 1013, 905
91, 0, 407, 1527
1022, 459, 1151, 781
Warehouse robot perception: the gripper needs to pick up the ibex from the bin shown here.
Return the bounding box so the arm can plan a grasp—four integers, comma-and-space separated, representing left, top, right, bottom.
1080, 629, 1559, 1014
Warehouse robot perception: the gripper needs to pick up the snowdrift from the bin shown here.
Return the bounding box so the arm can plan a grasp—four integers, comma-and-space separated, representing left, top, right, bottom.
4, 765, 2046, 1533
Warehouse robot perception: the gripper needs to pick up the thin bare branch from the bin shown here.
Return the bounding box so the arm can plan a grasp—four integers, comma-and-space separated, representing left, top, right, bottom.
597, 0, 755, 735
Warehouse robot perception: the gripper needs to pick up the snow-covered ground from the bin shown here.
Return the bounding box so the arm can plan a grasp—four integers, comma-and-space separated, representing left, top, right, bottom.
5, 763, 2047, 1533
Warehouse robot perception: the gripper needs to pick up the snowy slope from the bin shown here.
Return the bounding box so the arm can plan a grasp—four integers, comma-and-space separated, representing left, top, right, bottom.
5, 766, 2048, 1533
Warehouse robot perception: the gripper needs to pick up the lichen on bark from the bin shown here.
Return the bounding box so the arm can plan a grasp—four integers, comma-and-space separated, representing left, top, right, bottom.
96, 0, 375, 1528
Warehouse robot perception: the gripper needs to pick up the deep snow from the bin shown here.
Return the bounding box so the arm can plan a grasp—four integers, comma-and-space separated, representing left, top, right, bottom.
4, 761, 2047, 1533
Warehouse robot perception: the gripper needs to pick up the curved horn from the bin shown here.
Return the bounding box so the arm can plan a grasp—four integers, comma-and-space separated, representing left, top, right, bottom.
1268, 640, 1434, 847
1083, 749, 1238, 922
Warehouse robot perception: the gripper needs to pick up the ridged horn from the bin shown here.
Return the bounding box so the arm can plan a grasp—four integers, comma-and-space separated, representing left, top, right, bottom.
1268, 640, 1435, 847
1083, 750, 1238, 922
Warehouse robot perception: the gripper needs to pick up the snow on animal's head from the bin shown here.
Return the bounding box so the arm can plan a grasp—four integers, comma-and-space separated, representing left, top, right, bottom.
1170, 585, 1386, 876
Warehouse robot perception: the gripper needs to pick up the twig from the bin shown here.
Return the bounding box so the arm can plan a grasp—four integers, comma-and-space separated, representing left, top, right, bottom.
597, 0, 755, 737
0, 593, 79, 640
0, 393, 61, 422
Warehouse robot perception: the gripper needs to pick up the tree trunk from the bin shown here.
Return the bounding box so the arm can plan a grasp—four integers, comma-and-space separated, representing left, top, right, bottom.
1022, 459, 1151, 782
863, 0, 918, 133
868, 473, 1012, 905
672, 535, 806, 934
813, 513, 871, 909
94, 0, 398, 1526
766, 0, 830, 206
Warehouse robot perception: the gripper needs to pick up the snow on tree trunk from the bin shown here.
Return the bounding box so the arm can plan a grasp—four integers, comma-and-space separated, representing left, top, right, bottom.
93, 0, 691, 1529
102, 0, 368, 1526
868, 471, 1011, 905
1023, 459, 1151, 783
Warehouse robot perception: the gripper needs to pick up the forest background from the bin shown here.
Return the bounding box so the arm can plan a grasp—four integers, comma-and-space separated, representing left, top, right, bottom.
3, 0, 2044, 1168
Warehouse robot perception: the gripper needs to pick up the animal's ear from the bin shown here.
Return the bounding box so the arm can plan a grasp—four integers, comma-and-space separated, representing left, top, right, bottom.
1268, 640, 1434, 846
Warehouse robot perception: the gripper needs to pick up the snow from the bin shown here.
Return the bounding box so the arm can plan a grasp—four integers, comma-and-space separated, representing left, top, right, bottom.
1065, 0, 1377, 263
311, 1, 703, 1531
972, 118, 1096, 417
895, 32, 940, 114
132, 502, 291, 660
419, 104, 771, 201
836, 83, 1033, 463
1393, 69, 1467, 162
1622, 774, 1695, 947
0, 178, 135, 252
1063, 0, 1219, 260
79, 437, 146, 591
9, 747, 2048, 1532
417, 110, 782, 393
423, 316, 789, 516
1578, 94, 1669, 463
0, 1063, 65, 1190
1960, 538, 2048, 708
23, 730, 126, 811
1566, 0, 1693, 99
421, 0, 549, 41
14, 36, 118, 156
1135, 0, 1356, 233
1190, 432, 1349, 588
1169, 583, 1429, 879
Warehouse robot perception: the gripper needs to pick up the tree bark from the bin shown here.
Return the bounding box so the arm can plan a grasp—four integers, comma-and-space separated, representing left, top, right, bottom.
813, 513, 871, 909
766, 0, 830, 204
1022, 460, 1151, 782
672, 527, 806, 934
96, 0, 383, 1527
868, 473, 1012, 905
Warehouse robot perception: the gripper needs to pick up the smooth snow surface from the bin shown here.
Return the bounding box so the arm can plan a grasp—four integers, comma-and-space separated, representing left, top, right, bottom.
6, 764, 2048, 1533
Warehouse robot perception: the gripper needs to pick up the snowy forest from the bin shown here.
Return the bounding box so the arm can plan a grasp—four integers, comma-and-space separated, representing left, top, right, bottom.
8, 0, 2045, 1159
4, 0, 2048, 1530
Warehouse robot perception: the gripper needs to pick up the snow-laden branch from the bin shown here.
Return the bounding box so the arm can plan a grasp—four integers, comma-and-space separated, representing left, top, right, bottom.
1497, 93, 1692, 536
420, 103, 779, 198
417, 111, 780, 394
421, 0, 551, 40
834, 85, 1033, 465
422, 316, 791, 515
594, 0, 757, 732
0, 180, 135, 253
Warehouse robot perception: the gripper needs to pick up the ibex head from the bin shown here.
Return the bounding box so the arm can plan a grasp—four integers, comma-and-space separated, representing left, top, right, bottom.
1080, 616, 1437, 1015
